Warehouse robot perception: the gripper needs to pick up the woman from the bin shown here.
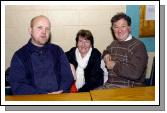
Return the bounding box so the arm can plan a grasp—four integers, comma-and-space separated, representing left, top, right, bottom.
66, 29, 104, 92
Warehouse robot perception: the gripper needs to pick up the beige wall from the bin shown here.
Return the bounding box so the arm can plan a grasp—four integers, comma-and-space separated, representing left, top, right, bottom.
5, 5, 126, 69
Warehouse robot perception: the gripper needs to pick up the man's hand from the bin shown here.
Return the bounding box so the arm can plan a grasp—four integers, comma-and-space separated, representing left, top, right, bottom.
48, 90, 63, 94
103, 54, 115, 69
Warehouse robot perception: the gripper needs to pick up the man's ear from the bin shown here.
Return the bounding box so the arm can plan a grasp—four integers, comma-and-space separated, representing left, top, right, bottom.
128, 26, 131, 33
28, 27, 32, 36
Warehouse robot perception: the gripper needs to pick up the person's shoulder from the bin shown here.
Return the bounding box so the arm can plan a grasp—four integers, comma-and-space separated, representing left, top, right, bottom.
68, 47, 76, 52
130, 37, 147, 51
48, 43, 62, 49
132, 37, 141, 42
92, 48, 101, 53
47, 43, 66, 56
66, 47, 76, 53
92, 48, 101, 56
131, 37, 145, 46
15, 44, 28, 55
108, 40, 117, 47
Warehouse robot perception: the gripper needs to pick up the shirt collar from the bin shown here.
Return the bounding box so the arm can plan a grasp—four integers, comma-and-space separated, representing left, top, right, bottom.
27, 39, 48, 54
125, 34, 132, 41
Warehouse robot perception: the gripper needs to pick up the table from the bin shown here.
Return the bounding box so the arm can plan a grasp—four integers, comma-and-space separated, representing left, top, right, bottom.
90, 86, 155, 101
5, 92, 91, 101
6, 86, 155, 101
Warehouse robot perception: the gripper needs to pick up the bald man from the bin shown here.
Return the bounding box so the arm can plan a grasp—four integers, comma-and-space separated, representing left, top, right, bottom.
8, 15, 74, 95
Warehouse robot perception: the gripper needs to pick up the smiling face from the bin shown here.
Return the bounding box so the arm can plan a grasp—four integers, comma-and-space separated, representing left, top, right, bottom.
112, 18, 131, 41
29, 16, 51, 47
77, 36, 92, 57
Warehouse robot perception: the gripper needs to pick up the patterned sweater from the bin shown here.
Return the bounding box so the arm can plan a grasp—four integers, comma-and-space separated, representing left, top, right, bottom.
105, 37, 148, 83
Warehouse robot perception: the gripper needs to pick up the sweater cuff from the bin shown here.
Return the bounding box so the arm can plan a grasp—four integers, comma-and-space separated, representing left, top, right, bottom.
112, 61, 119, 73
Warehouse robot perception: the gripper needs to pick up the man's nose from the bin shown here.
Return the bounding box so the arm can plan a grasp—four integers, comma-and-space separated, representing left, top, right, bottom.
42, 28, 47, 34
117, 27, 123, 33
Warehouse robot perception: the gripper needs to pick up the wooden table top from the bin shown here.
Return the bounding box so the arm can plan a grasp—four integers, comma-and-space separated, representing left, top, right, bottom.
6, 92, 91, 101
90, 86, 155, 101
6, 86, 155, 101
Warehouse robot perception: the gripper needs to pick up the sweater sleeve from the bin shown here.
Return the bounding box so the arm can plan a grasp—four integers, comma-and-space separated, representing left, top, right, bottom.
59, 48, 74, 92
8, 54, 47, 95
112, 43, 148, 81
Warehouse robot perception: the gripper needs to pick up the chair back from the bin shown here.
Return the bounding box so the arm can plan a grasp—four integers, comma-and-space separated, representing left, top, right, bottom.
149, 57, 155, 86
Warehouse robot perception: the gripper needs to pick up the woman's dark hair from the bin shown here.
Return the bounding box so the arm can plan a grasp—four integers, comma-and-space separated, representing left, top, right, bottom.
111, 12, 131, 26
75, 29, 94, 48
